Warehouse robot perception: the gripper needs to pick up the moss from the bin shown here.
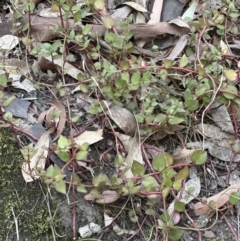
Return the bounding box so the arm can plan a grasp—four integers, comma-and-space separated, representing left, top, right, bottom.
0, 129, 59, 241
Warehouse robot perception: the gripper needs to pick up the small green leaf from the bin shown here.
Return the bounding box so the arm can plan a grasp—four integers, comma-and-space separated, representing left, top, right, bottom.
160, 211, 170, 222
154, 113, 166, 123
173, 180, 182, 190
179, 54, 189, 68
82, 25, 92, 35
76, 150, 88, 160
58, 135, 70, 149
224, 69, 237, 81
54, 180, 66, 194
128, 210, 138, 222
92, 174, 109, 187
94, 0, 105, 10
169, 230, 183, 241
55, 174, 66, 182
174, 201, 185, 212
191, 150, 207, 165
120, 61, 130, 70
0, 73, 8, 87
114, 155, 125, 167
159, 69, 168, 80
2, 95, 15, 107
168, 116, 185, 125
90, 189, 101, 198
129, 186, 140, 194
223, 85, 238, 99
77, 183, 87, 193
229, 192, 239, 205
163, 59, 173, 69
185, 99, 199, 111
131, 161, 145, 176
152, 154, 166, 171
46, 165, 54, 177
142, 176, 158, 188
175, 166, 189, 181
145, 209, 155, 215
57, 151, 71, 162
131, 71, 141, 85
162, 187, 170, 198
102, 16, 114, 29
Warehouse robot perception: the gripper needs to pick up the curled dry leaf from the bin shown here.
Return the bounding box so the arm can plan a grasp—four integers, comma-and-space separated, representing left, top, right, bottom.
122, 2, 148, 12
18, 14, 190, 42
95, 190, 120, 204
148, 0, 163, 24
84, 190, 120, 204
49, 100, 66, 141
116, 133, 144, 179
193, 182, 240, 216
74, 129, 103, 146
0, 35, 19, 50
44, 55, 85, 80
104, 211, 114, 227
168, 176, 201, 215
21, 127, 54, 182
107, 105, 137, 136
210, 101, 234, 134
173, 148, 196, 164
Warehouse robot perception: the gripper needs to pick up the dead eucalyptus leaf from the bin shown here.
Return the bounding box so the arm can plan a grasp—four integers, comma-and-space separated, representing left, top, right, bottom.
0, 35, 19, 50
167, 34, 189, 60
116, 133, 144, 179
95, 190, 120, 204
148, 0, 163, 24
193, 181, 240, 215
210, 101, 234, 135
173, 148, 196, 164
74, 129, 103, 146
168, 176, 201, 215
107, 105, 137, 136
49, 100, 66, 141
122, 2, 148, 12
21, 128, 54, 182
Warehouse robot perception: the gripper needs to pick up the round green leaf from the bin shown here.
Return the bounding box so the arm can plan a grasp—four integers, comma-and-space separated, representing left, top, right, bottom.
131, 161, 145, 176
54, 180, 66, 194
175, 166, 189, 181
191, 150, 207, 165
169, 230, 183, 241
76, 150, 88, 160
179, 54, 189, 68
168, 116, 185, 125
58, 135, 70, 149
174, 201, 185, 212
229, 192, 239, 205
57, 151, 71, 162
185, 99, 199, 111
152, 154, 166, 171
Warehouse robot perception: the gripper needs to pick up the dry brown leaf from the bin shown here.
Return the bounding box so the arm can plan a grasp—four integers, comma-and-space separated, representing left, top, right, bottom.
74, 129, 103, 146
18, 15, 190, 42
84, 190, 120, 204
107, 105, 137, 136
49, 100, 66, 141
116, 133, 144, 179
21, 127, 54, 182
173, 148, 196, 164
167, 34, 189, 60
148, 0, 163, 24
122, 2, 148, 12
193, 181, 240, 215
203, 231, 216, 238
95, 190, 120, 204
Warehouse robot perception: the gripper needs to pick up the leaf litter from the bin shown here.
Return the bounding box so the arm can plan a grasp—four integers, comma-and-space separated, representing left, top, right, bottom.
1, 0, 240, 240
